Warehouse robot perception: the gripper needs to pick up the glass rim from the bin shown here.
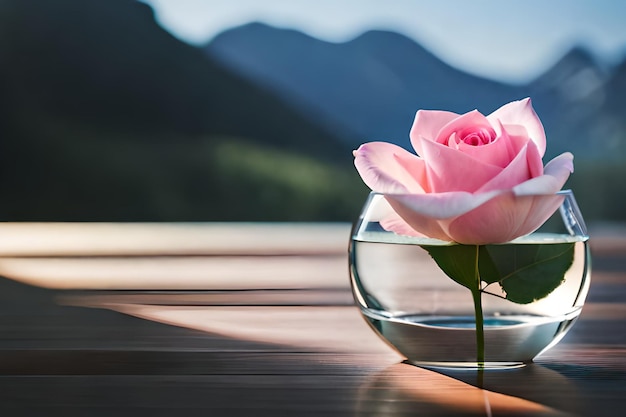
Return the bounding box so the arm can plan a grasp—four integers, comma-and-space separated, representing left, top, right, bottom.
359, 189, 588, 238
367, 189, 575, 197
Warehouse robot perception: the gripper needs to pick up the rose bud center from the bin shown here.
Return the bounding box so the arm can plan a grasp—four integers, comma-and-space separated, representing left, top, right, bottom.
459, 126, 496, 146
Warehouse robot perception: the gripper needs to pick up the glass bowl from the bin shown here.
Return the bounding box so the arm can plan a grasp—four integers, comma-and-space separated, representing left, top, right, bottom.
349, 191, 591, 369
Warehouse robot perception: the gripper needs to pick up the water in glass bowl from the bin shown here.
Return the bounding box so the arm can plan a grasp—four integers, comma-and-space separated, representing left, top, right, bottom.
349, 231, 590, 368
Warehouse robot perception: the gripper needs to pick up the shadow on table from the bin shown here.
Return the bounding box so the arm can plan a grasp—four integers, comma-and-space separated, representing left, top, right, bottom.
357, 360, 625, 417
1, 275, 622, 417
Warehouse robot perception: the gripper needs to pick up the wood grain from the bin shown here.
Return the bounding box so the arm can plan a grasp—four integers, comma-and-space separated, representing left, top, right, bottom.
0, 223, 623, 416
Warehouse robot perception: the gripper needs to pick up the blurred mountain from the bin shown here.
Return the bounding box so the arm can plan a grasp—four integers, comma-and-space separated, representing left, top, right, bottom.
527, 47, 625, 160
206, 23, 626, 161
0, 2, 624, 223
207, 23, 523, 149
0, 0, 365, 221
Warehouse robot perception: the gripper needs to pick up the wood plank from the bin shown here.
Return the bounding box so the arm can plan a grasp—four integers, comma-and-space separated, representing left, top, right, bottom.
0, 223, 351, 256
0, 223, 624, 417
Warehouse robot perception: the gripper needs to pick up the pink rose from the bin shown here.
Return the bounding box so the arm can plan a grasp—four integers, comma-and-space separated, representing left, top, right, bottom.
353, 98, 574, 244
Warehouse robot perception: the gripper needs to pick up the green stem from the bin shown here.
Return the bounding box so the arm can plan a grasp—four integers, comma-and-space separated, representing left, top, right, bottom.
472, 288, 485, 366
472, 245, 485, 368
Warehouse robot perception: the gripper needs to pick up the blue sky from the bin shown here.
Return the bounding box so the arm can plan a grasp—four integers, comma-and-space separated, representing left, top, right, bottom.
145, 0, 626, 83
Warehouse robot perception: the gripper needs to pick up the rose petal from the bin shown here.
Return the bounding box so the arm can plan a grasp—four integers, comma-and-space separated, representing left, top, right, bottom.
387, 189, 504, 220
455, 121, 529, 169
525, 133, 545, 178
494, 120, 535, 163
445, 192, 530, 244
487, 98, 546, 157
409, 110, 460, 156
385, 190, 506, 242
512, 194, 566, 238
445, 192, 567, 244
435, 110, 492, 146
354, 142, 428, 194
384, 197, 455, 241
388, 189, 568, 244
474, 139, 543, 193
513, 152, 574, 196
420, 136, 502, 193
379, 209, 426, 238
499, 123, 532, 160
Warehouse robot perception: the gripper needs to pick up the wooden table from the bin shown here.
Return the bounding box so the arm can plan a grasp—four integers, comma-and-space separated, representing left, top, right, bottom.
0, 223, 624, 416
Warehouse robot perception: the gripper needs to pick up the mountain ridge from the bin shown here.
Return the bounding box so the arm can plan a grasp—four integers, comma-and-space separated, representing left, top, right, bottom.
206, 22, 625, 160
208, 22, 524, 146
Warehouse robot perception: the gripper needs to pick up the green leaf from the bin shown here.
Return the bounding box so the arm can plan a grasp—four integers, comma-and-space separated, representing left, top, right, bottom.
419, 242, 575, 305
477, 245, 501, 285
420, 244, 479, 290
482, 243, 575, 304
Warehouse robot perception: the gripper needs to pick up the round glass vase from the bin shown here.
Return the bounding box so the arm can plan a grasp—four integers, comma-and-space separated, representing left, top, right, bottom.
349, 191, 590, 369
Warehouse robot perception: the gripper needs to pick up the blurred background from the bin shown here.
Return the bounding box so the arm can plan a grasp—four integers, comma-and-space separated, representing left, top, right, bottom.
0, 0, 624, 225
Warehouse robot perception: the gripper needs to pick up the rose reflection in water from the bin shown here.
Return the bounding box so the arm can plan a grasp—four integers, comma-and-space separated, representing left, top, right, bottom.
355, 362, 579, 417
